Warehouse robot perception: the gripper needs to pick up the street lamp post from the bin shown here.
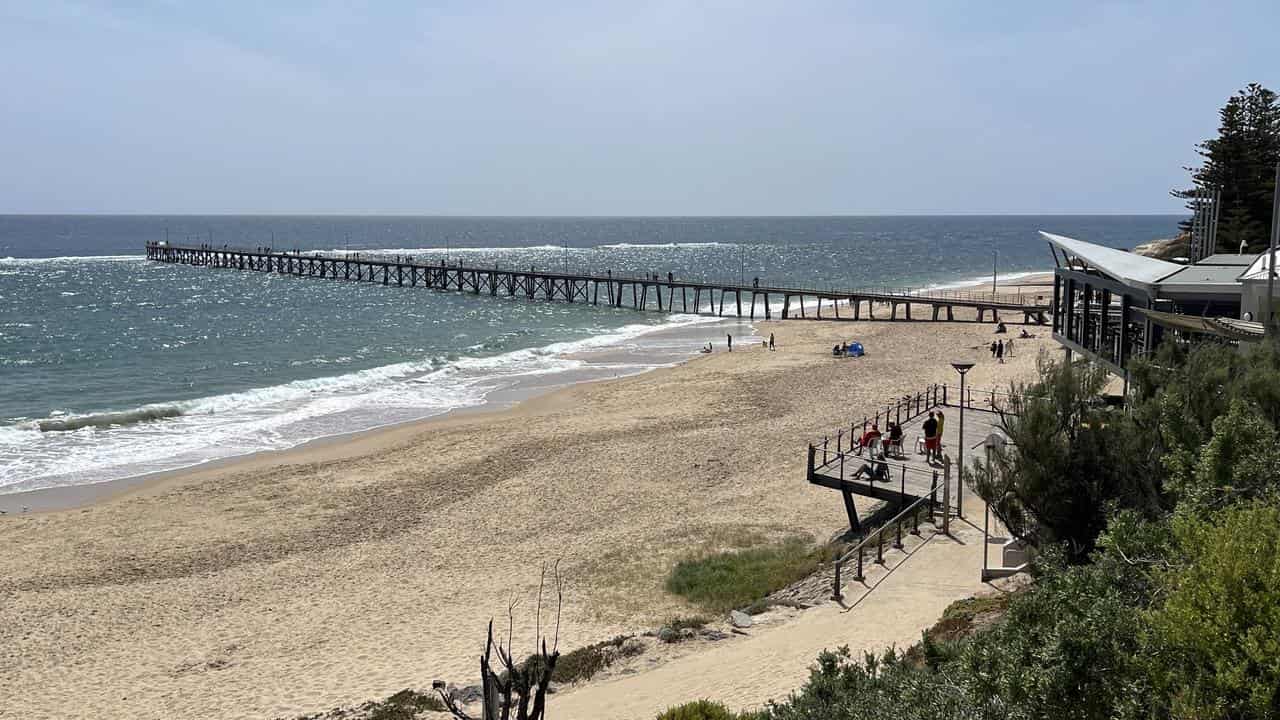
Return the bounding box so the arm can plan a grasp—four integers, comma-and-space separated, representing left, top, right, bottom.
951, 361, 975, 519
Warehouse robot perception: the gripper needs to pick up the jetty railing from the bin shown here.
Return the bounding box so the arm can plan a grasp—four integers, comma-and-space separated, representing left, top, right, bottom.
937, 384, 1039, 416
830, 475, 943, 601
145, 242, 1052, 323
811, 384, 944, 471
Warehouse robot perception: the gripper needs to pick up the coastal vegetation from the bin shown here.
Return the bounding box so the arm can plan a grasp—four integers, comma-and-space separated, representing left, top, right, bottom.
665, 536, 835, 614
1174, 82, 1280, 253
705, 340, 1280, 719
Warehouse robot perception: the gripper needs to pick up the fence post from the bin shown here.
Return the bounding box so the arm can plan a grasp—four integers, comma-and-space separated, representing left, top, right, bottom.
943, 456, 952, 535
854, 547, 864, 581
807, 445, 816, 483
942, 384, 948, 406
900, 465, 907, 512
929, 471, 938, 524
823, 436, 829, 464
893, 519, 903, 550
832, 560, 843, 601
876, 531, 884, 564
910, 507, 921, 536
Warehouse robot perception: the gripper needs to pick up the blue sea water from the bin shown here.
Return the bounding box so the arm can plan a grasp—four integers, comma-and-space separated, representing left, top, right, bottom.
0, 215, 1180, 493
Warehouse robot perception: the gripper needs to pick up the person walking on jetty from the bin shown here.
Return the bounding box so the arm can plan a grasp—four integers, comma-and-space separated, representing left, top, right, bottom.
727, 333, 733, 352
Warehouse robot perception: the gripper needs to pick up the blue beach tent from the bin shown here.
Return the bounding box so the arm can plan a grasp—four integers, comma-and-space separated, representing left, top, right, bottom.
847, 341, 865, 357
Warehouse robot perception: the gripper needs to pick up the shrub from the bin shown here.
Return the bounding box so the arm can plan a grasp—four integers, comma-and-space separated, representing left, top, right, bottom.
1144, 502, 1280, 717
665, 537, 832, 613
655, 699, 745, 720
365, 689, 445, 719
518, 634, 643, 686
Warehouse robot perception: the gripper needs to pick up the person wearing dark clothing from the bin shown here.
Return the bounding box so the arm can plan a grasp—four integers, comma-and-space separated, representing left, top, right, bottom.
990, 341, 998, 357
922, 412, 940, 461
996, 339, 1005, 363
768, 332, 775, 350
727, 333, 733, 352
857, 459, 890, 483
886, 422, 904, 457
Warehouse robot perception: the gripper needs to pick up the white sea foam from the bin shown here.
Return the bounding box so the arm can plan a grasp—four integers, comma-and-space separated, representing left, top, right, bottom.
593, 242, 733, 249
0, 254, 144, 265
0, 310, 732, 495
920, 269, 1051, 293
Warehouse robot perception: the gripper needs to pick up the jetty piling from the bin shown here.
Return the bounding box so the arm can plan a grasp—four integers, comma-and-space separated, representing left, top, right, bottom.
145, 243, 1050, 324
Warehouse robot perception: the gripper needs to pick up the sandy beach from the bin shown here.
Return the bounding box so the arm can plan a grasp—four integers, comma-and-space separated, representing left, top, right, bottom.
1, 277, 1053, 720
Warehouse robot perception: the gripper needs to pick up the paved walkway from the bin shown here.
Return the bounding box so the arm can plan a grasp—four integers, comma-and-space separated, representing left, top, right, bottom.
548, 494, 996, 719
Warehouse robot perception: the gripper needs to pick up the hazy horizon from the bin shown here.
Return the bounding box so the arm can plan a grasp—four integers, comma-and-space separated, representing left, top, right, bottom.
3, 2, 1276, 216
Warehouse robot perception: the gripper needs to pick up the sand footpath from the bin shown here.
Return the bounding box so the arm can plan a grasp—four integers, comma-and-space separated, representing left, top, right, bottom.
1, 280, 1051, 720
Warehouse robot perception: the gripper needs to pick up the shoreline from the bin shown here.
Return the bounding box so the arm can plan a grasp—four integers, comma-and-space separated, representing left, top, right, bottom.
0, 317, 755, 514
0, 272, 1056, 720
2, 271, 1052, 515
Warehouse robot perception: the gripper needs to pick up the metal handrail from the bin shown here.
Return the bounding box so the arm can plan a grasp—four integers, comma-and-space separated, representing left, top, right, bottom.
830, 477, 941, 601
810, 384, 944, 465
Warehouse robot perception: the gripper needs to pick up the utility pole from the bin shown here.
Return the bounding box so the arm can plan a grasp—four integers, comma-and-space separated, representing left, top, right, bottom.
739, 245, 745, 286
1268, 162, 1280, 337
992, 249, 998, 297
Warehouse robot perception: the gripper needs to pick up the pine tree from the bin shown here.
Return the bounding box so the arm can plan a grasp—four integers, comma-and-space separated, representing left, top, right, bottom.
1173, 84, 1280, 253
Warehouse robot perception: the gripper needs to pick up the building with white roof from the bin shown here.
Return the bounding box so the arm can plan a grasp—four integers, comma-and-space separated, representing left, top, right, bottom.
1043, 231, 1267, 380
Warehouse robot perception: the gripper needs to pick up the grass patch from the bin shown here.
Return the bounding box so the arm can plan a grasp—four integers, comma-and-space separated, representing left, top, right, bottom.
364, 689, 445, 719
655, 699, 752, 720
664, 615, 710, 632
665, 536, 834, 614
516, 634, 645, 686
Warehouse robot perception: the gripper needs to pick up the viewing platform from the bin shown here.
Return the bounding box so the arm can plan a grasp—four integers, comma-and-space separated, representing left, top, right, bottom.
806, 384, 1023, 533
145, 242, 1051, 324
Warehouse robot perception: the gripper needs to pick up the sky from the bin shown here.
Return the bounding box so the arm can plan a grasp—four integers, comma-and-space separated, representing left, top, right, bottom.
1, 1, 1278, 216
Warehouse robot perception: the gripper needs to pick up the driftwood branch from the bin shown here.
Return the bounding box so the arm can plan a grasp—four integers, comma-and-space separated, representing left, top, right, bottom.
436, 562, 564, 720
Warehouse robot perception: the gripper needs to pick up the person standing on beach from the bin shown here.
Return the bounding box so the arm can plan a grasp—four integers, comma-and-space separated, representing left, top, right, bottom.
768, 332, 775, 350
1006, 338, 1015, 358
727, 333, 733, 352
996, 339, 1005, 363
935, 410, 945, 457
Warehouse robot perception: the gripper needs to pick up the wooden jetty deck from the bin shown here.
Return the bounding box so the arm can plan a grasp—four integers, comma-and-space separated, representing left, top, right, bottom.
806, 384, 1019, 533
145, 242, 1050, 324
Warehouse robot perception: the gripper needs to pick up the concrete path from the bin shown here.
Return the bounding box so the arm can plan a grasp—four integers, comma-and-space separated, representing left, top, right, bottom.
548, 497, 995, 719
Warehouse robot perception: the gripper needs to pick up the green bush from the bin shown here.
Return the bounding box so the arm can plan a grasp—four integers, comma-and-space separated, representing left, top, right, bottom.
655, 699, 745, 720
517, 634, 643, 686
365, 689, 445, 719
1144, 502, 1280, 717
665, 537, 832, 613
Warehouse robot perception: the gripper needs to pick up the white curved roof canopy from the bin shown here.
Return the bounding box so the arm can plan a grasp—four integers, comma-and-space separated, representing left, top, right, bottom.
1041, 231, 1185, 289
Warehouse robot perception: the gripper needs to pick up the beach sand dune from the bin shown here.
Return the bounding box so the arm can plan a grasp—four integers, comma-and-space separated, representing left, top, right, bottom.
1, 303, 1050, 720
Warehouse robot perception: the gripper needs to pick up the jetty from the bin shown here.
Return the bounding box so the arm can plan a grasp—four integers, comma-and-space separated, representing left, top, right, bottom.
145, 243, 1050, 324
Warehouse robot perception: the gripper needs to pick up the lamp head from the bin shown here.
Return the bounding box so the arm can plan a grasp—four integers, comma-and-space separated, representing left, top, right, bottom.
951, 361, 975, 375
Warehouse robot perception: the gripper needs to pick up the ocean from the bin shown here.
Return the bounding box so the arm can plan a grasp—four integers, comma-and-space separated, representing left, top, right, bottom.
0, 215, 1180, 495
